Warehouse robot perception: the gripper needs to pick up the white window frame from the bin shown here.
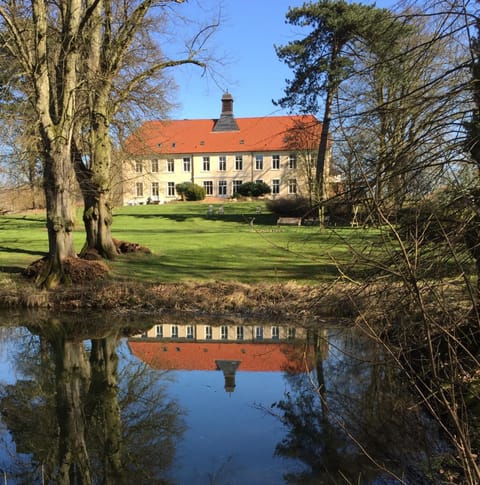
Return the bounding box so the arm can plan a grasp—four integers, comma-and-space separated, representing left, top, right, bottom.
289, 154, 297, 169
218, 156, 227, 171
221, 325, 228, 339
135, 161, 143, 173
167, 182, 175, 197
135, 182, 143, 197
186, 325, 194, 339
255, 326, 264, 340
232, 180, 243, 195
204, 181, 213, 196
151, 159, 159, 172
218, 180, 227, 196
272, 155, 280, 170
288, 178, 297, 194
272, 326, 279, 339
155, 325, 163, 337
235, 155, 243, 171
151, 182, 159, 197
255, 155, 263, 170
167, 159, 175, 172
272, 179, 280, 195
203, 156, 210, 171
205, 326, 212, 339
236, 326, 244, 340
171, 325, 178, 338
183, 157, 191, 172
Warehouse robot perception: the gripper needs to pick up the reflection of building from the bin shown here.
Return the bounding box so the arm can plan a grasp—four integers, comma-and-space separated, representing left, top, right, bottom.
122, 93, 323, 205
128, 323, 318, 393
137, 322, 301, 342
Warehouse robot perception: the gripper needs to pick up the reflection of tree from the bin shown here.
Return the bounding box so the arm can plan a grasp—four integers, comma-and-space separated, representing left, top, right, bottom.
0, 318, 184, 484
273, 328, 441, 484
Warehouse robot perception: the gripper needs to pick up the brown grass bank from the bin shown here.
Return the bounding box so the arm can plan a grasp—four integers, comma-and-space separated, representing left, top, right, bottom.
0, 276, 367, 322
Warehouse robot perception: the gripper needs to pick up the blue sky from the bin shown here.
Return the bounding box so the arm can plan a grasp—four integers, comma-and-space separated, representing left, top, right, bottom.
166, 0, 318, 120
165, 0, 389, 121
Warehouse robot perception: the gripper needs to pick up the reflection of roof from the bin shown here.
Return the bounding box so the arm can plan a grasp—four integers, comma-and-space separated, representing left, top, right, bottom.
128, 341, 310, 373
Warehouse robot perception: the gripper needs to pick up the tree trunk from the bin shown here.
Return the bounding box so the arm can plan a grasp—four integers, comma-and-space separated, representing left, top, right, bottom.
74, 112, 118, 260
316, 82, 333, 228
88, 336, 125, 483
54, 337, 92, 485
36, 145, 77, 288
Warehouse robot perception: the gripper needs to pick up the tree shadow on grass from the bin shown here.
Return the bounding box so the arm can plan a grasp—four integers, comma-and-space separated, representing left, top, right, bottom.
0, 246, 47, 257
118, 213, 278, 225
0, 266, 25, 274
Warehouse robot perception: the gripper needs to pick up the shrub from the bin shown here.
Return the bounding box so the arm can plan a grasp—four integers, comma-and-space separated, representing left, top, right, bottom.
325, 198, 354, 225
175, 182, 205, 201
236, 181, 271, 197
266, 196, 311, 217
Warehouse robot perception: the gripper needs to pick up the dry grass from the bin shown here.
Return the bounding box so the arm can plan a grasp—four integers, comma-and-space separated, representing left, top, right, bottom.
0, 275, 365, 321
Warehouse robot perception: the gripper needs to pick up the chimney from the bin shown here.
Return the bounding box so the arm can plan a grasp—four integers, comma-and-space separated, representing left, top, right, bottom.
213, 92, 239, 132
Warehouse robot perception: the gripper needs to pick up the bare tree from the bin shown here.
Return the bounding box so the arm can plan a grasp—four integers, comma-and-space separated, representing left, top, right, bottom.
73, 0, 213, 259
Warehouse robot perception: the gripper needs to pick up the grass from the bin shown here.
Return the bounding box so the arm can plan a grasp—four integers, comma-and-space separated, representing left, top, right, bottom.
0, 201, 385, 284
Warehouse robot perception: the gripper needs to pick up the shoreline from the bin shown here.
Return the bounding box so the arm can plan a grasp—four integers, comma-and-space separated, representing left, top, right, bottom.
0, 278, 361, 321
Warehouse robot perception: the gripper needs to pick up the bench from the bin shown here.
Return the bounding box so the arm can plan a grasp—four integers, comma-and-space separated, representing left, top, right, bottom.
277, 217, 302, 226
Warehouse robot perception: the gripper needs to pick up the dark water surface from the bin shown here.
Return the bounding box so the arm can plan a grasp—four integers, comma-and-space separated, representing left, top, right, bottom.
0, 314, 444, 484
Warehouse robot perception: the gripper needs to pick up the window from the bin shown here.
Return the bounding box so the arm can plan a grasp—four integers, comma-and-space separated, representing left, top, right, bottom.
255, 326, 264, 340
218, 156, 226, 171
272, 155, 280, 170
272, 326, 279, 339
183, 157, 191, 172
289, 154, 297, 169
205, 326, 212, 339
235, 155, 243, 171
135, 161, 143, 173
218, 180, 227, 196
255, 155, 263, 170
221, 325, 228, 339
152, 182, 159, 197
272, 179, 280, 195
236, 326, 244, 340
167, 159, 175, 172
288, 178, 297, 194
171, 325, 178, 338
136, 182, 143, 197
167, 182, 175, 197
287, 327, 296, 340
203, 157, 210, 171
151, 159, 159, 172
186, 325, 194, 339
232, 180, 242, 195
204, 181, 213, 196
155, 325, 163, 338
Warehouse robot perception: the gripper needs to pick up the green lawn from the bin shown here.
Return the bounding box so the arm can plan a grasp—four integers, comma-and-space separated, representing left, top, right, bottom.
0, 201, 383, 283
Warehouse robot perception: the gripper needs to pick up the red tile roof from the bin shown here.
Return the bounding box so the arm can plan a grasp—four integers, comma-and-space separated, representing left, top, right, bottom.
126, 115, 320, 156
128, 340, 313, 373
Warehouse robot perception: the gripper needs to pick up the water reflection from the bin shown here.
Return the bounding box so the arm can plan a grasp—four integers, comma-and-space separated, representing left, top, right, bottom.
0, 315, 446, 484
128, 321, 308, 393
0, 316, 184, 484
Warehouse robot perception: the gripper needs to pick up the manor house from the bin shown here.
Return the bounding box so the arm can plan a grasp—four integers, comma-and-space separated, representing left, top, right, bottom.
122, 93, 324, 205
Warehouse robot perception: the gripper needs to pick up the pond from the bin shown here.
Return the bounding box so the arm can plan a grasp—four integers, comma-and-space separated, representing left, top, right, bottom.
0, 313, 445, 484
